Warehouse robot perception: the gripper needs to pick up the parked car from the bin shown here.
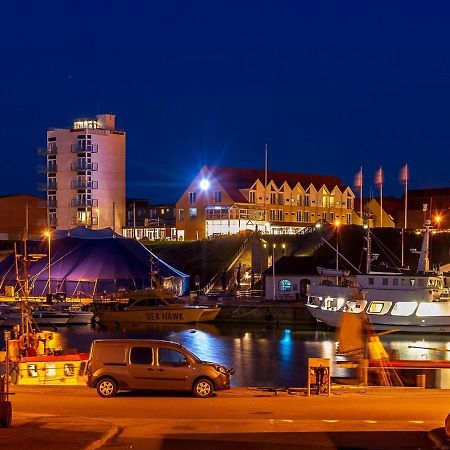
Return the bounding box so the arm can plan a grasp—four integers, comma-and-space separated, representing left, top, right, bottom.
86, 339, 234, 398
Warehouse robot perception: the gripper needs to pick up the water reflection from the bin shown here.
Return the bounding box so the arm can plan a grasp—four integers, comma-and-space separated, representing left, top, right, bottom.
1, 323, 449, 387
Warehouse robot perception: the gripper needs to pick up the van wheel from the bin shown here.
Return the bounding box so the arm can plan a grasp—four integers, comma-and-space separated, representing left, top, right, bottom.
96, 377, 118, 398
193, 378, 214, 398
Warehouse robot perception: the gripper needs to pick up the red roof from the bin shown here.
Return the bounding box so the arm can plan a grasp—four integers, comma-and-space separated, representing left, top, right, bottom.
203, 165, 348, 202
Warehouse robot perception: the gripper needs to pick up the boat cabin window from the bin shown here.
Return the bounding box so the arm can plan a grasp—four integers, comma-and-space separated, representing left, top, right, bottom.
158, 348, 188, 366
28, 364, 38, 378
45, 363, 57, 377
391, 302, 417, 316
64, 363, 75, 377
130, 347, 153, 365
418, 279, 424, 287
393, 278, 399, 286
368, 302, 383, 313
279, 279, 292, 291
409, 279, 415, 286
382, 278, 388, 286
368, 278, 374, 286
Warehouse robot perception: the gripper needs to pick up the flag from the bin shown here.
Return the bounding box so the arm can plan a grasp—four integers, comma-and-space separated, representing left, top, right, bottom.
399, 164, 409, 185
354, 168, 363, 189
374, 166, 383, 187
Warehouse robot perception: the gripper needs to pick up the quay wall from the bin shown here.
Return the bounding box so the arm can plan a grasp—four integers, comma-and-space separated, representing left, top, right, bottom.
214, 302, 317, 325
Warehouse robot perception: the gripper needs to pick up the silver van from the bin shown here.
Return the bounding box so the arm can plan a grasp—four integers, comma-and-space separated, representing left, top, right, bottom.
86, 339, 234, 398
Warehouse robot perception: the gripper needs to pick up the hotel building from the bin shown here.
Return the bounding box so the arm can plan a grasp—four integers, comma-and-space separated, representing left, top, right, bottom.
176, 165, 355, 241
37, 114, 126, 230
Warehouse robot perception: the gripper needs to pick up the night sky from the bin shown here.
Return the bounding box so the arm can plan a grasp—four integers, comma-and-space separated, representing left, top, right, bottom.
2, 1, 450, 203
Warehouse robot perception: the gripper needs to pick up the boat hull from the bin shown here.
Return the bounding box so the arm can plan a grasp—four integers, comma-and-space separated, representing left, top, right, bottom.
9, 353, 89, 385
96, 306, 220, 324
307, 306, 450, 333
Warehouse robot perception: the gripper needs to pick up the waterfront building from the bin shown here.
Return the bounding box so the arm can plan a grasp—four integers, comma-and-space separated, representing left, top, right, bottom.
175, 165, 355, 241
397, 188, 450, 230
0, 194, 47, 240
354, 198, 399, 228
37, 113, 126, 231
122, 199, 177, 241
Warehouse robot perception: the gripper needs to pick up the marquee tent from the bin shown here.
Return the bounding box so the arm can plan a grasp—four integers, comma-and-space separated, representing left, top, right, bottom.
0, 227, 189, 298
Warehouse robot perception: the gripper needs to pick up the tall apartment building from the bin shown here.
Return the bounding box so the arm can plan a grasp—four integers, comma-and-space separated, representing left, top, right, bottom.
37, 114, 126, 230
176, 165, 355, 241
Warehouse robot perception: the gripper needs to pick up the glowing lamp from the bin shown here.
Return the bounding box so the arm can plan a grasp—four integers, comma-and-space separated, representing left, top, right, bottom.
200, 179, 210, 190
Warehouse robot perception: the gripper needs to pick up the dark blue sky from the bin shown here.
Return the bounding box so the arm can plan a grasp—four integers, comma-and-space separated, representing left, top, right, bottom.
2, 1, 450, 203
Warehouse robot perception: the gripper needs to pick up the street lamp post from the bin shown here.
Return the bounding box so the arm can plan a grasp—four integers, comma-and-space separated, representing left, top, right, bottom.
44, 230, 51, 295
335, 220, 340, 285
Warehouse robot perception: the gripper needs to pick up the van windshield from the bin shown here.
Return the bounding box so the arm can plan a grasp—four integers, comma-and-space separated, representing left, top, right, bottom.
181, 346, 201, 363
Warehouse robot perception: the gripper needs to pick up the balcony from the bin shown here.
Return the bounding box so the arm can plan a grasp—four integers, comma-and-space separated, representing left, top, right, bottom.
71, 198, 98, 207
38, 199, 57, 208
71, 162, 98, 171
37, 143, 57, 156
37, 181, 57, 191
70, 143, 98, 154
71, 180, 99, 189
71, 216, 98, 226
37, 163, 57, 173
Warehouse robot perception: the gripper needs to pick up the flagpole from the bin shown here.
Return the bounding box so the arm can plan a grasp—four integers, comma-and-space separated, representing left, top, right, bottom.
360, 166, 363, 225
380, 166, 383, 228
264, 144, 268, 230
404, 163, 408, 230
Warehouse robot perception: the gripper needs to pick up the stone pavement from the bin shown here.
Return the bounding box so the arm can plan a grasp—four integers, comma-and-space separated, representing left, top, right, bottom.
1, 413, 119, 450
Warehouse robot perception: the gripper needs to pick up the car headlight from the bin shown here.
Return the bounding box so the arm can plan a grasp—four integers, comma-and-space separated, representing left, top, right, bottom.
214, 365, 227, 374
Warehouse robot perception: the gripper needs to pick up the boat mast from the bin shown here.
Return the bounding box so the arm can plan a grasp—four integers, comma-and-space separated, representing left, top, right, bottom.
365, 227, 372, 274
417, 219, 431, 273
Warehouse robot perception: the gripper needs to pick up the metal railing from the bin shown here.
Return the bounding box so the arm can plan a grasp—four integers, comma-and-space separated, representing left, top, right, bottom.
71, 216, 98, 226
37, 181, 57, 191
38, 199, 57, 208
70, 143, 98, 153
37, 143, 57, 156
71, 180, 98, 189
71, 162, 98, 171
70, 198, 98, 207
37, 163, 57, 173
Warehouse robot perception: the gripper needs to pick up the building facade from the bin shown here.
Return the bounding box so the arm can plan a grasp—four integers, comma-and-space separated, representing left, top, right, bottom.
37, 114, 126, 230
176, 165, 355, 241
122, 199, 177, 240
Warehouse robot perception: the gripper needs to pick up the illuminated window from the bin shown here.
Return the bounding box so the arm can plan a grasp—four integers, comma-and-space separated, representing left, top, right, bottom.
270, 192, 277, 204
409, 279, 415, 286
189, 208, 197, 218
391, 302, 417, 316
178, 209, 184, 221
346, 198, 353, 209
279, 279, 292, 291
304, 211, 310, 222
296, 211, 302, 222
249, 191, 256, 203
188, 192, 196, 204
28, 364, 38, 378
214, 191, 222, 202
368, 302, 383, 313
45, 363, 57, 377
64, 364, 75, 377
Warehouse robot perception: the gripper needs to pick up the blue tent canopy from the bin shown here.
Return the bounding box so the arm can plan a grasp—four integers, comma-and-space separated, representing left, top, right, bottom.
0, 227, 189, 298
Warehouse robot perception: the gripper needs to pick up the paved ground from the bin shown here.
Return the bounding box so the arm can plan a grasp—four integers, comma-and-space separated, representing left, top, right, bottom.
3, 386, 450, 450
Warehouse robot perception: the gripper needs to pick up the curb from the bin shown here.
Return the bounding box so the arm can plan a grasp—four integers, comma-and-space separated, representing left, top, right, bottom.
428, 428, 450, 450
84, 421, 121, 450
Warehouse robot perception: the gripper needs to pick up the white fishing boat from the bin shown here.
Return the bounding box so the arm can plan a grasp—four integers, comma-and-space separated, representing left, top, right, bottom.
96, 288, 220, 324
306, 222, 450, 333
52, 302, 94, 325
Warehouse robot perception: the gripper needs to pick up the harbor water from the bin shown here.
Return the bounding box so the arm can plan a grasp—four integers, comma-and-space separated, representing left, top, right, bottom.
2, 323, 448, 388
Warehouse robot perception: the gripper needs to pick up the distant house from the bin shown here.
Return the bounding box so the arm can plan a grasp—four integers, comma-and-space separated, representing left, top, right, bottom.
176, 165, 355, 241
398, 188, 450, 230
122, 199, 176, 241
354, 197, 400, 228
263, 255, 357, 300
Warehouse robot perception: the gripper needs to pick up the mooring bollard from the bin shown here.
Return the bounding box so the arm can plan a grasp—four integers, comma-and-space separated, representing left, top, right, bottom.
416, 374, 426, 388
